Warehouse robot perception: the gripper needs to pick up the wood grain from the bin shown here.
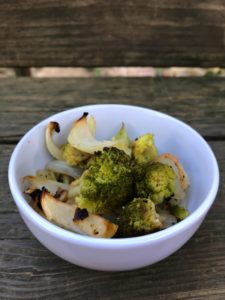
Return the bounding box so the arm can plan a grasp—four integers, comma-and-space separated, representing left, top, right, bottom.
0, 77, 225, 142
0, 0, 225, 67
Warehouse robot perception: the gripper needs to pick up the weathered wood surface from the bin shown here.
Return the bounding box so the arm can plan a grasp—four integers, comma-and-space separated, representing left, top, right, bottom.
1, 78, 225, 299
1, 0, 225, 67
0, 77, 225, 142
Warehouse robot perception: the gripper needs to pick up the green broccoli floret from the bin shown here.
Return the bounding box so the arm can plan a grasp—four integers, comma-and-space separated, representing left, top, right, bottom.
70, 147, 134, 214
132, 133, 158, 164
170, 205, 189, 221
135, 162, 176, 204
117, 198, 162, 237
61, 143, 90, 167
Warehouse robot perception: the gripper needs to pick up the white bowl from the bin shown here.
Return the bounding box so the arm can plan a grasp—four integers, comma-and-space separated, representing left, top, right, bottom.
8, 105, 219, 271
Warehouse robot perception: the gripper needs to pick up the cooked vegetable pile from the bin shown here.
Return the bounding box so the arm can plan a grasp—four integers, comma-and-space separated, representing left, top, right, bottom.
24, 113, 189, 238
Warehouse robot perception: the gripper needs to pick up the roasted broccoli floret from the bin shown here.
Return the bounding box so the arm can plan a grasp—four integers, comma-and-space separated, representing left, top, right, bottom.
61, 143, 90, 167
135, 162, 176, 204
170, 205, 189, 221
117, 198, 162, 237
132, 133, 158, 164
69, 147, 134, 214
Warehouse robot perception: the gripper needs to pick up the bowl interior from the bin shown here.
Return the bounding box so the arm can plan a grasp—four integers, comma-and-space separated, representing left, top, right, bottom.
12, 105, 217, 217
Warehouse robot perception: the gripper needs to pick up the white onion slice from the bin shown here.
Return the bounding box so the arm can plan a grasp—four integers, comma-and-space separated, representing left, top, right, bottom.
41, 191, 118, 238
45, 122, 63, 160
23, 176, 69, 195
157, 208, 177, 229
68, 113, 131, 155
46, 160, 83, 178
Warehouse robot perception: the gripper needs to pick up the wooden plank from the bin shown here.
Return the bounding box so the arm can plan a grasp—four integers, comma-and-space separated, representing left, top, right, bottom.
0, 213, 32, 239
0, 145, 17, 212
0, 78, 225, 142
0, 1, 225, 67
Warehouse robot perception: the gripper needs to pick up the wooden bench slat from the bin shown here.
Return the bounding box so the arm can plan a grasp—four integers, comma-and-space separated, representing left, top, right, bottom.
0, 145, 17, 212
0, 78, 225, 141
0, 1, 225, 67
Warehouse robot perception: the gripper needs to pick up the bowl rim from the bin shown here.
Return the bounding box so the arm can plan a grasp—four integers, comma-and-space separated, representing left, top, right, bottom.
8, 104, 220, 249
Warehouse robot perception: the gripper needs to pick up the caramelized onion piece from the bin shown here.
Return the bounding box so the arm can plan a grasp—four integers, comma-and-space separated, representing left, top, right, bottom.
41, 191, 118, 238
45, 122, 63, 160
68, 113, 131, 155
